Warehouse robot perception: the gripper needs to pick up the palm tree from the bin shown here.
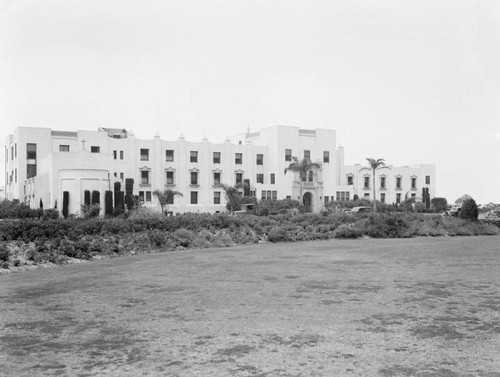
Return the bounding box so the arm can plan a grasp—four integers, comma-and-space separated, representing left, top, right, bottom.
284, 157, 322, 203
220, 183, 242, 213
153, 189, 183, 216
360, 158, 391, 211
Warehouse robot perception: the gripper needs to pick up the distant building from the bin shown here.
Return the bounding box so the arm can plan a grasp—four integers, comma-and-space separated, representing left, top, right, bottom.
3, 125, 435, 215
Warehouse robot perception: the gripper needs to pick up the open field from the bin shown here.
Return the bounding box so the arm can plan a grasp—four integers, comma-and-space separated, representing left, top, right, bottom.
1, 236, 500, 376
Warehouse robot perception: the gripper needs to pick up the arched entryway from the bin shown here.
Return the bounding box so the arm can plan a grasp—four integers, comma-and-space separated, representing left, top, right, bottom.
303, 192, 313, 212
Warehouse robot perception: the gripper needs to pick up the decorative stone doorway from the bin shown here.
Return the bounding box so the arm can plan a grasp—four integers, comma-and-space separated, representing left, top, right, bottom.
303, 192, 313, 212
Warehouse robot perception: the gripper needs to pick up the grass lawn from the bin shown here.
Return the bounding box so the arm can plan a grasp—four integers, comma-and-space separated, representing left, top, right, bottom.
1, 236, 499, 377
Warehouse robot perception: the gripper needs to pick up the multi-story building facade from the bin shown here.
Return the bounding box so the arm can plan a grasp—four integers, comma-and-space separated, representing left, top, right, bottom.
3, 125, 435, 215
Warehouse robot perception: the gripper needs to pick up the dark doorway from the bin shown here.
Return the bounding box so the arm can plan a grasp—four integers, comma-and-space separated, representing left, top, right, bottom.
303, 192, 313, 212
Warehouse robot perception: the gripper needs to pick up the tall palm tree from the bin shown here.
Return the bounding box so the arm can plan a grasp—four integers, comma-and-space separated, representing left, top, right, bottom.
284, 157, 322, 203
360, 158, 391, 211
153, 189, 183, 216
220, 183, 243, 213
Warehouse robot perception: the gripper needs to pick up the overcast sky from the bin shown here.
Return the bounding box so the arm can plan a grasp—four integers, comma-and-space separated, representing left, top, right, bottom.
1, 0, 499, 203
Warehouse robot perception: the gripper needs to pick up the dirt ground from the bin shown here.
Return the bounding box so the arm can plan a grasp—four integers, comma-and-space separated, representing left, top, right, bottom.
1, 236, 499, 377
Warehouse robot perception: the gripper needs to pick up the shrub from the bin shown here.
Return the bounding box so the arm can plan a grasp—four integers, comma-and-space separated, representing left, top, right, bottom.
431, 197, 448, 212
125, 178, 134, 211
460, 198, 478, 221
333, 225, 362, 239
62, 191, 69, 219
105, 191, 113, 217
0, 244, 9, 262
43, 209, 59, 220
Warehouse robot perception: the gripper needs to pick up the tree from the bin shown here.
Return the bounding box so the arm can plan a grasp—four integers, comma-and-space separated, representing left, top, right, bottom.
220, 183, 243, 213
460, 198, 478, 220
125, 178, 134, 210
284, 157, 321, 203
153, 189, 183, 216
104, 191, 113, 217
360, 158, 391, 211
455, 194, 472, 205
62, 191, 69, 219
431, 197, 448, 212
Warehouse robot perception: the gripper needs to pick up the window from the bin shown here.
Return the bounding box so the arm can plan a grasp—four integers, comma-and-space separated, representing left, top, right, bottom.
166, 150, 174, 162
364, 176, 370, 189
345, 192, 350, 201
190, 172, 198, 185
396, 193, 401, 204
347, 176, 353, 185
90, 146, 100, 153
261, 190, 266, 200
146, 191, 152, 202
235, 153, 243, 164
235, 173, 243, 184
14, 169, 17, 183
27, 164, 37, 178
364, 193, 370, 198
380, 193, 386, 203
336, 191, 341, 201
256, 174, 264, 184
140, 148, 149, 161
166, 193, 174, 204
27, 143, 36, 160
396, 177, 402, 189
138, 191, 145, 202
286, 195, 291, 199
120, 172, 124, 180
213, 172, 221, 185
272, 191, 277, 200
285, 149, 292, 161
411, 193, 416, 198
14, 143, 17, 158
11, 146, 13, 159
426, 175, 431, 185
113, 150, 117, 159
304, 150, 310, 159
191, 191, 198, 204
60, 145, 70, 152
214, 191, 221, 204
340, 192, 346, 201
380, 176, 386, 189
308, 171, 313, 182
213, 152, 221, 164
270, 173, 275, 184
120, 151, 124, 160
323, 151, 330, 163
114, 172, 117, 177
190, 151, 198, 163
324, 196, 329, 205
411, 177, 417, 189
166, 171, 174, 185
256, 154, 263, 165
141, 170, 149, 185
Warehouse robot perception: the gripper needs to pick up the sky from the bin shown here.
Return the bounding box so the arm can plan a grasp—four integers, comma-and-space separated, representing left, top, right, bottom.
1, 0, 500, 203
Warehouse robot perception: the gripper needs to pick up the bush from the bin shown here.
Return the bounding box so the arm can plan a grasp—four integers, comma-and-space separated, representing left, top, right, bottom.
105, 191, 113, 217
62, 191, 69, 219
0, 244, 9, 262
333, 225, 363, 239
460, 198, 478, 221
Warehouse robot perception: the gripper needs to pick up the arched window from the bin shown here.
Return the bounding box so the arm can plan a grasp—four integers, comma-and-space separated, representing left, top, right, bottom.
308, 170, 313, 182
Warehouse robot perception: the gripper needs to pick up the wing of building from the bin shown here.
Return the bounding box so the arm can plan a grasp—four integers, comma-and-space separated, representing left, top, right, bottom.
3, 125, 435, 215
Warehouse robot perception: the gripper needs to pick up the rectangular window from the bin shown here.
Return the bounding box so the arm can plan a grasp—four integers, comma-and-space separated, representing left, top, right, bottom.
146, 191, 152, 202
191, 172, 198, 185
120, 151, 124, 159
266, 190, 272, 200
272, 191, 277, 200
166, 150, 174, 162
411, 177, 417, 189
15, 143, 17, 158
285, 149, 292, 161
235, 153, 243, 164
256, 174, 264, 184
380, 193, 386, 203
213, 172, 221, 185
166, 171, 174, 185
11, 146, 13, 159
286, 195, 291, 199
120, 172, 124, 180
256, 154, 263, 165
140, 148, 149, 161
411, 193, 416, 198
396, 177, 402, 189
336, 191, 341, 201
261, 190, 266, 200
341, 192, 346, 201
270, 173, 275, 184
213, 152, 221, 164
113, 150, 117, 159
380, 176, 386, 189
139, 191, 145, 202
214, 191, 221, 204
191, 191, 198, 204
27, 164, 36, 178
235, 173, 243, 184
346, 192, 350, 201
426, 175, 430, 185
141, 170, 149, 185
15, 169, 17, 183
324, 196, 329, 205
364, 176, 370, 189
396, 193, 401, 204
304, 150, 310, 159
90, 146, 100, 153
27, 143, 37, 160
60, 145, 70, 152
323, 151, 330, 163
114, 172, 117, 177
364, 193, 370, 198
347, 176, 353, 185
190, 151, 198, 163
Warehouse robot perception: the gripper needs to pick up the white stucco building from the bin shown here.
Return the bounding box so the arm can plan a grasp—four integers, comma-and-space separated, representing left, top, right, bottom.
3, 125, 435, 215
